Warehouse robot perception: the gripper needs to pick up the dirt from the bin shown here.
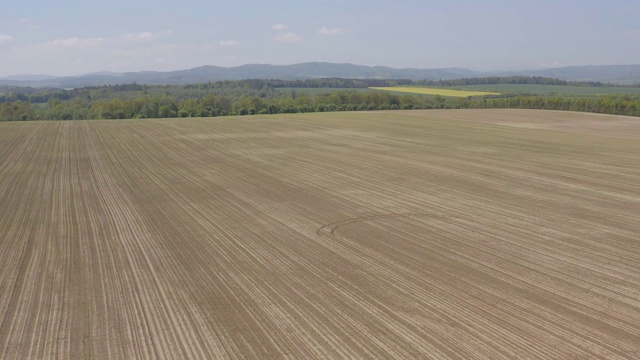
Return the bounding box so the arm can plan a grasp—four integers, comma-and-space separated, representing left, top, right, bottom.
0, 110, 639, 359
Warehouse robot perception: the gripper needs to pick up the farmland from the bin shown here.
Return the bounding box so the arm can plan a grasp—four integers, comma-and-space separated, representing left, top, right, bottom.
369, 86, 501, 97
451, 84, 640, 97
3, 77, 640, 121
1, 109, 639, 359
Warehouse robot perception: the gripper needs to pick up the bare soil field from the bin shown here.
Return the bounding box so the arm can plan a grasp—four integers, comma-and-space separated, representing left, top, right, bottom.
1, 109, 639, 359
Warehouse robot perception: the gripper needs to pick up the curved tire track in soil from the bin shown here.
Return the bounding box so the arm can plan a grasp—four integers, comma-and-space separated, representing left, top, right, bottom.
316, 212, 448, 235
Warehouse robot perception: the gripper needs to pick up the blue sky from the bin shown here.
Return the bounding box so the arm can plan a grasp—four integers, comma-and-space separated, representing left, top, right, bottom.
0, 0, 638, 76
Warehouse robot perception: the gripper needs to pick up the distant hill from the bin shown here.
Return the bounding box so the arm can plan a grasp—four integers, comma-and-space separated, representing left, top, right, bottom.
498, 65, 640, 84
2, 63, 640, 88
0, 63, 482, 88
0, 74, 59, 82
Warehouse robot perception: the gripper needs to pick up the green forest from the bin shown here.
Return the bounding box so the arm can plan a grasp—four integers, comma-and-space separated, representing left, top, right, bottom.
2, 77, 640, 121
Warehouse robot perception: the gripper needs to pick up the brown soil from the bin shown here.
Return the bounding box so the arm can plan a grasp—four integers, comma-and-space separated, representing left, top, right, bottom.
1, 110, 639, 359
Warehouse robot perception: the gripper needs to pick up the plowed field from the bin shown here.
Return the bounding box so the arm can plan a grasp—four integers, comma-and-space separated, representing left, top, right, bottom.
1, 109, 639, 359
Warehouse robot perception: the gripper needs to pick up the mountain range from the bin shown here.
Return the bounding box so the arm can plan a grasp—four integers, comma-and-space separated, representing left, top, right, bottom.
2, 62, 640, 88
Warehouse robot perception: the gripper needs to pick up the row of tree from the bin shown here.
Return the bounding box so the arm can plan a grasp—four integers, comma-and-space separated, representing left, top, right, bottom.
2, 76, 634, 105
414, 76, 608, 87
2, 90, 639, 121
477, 95, 640, 116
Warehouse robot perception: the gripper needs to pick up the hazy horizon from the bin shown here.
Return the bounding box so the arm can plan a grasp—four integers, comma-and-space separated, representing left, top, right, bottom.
5, 61, 640, 80
1, 0, 639, 77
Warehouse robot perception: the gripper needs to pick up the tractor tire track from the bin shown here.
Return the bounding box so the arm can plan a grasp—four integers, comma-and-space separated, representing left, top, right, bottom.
316, 212, 448, 235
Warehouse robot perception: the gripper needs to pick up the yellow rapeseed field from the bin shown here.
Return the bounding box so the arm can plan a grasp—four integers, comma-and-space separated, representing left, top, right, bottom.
370, 86, 501, 97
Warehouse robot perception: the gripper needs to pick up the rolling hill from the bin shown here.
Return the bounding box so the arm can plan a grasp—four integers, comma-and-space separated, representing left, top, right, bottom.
1, 62, 639, 88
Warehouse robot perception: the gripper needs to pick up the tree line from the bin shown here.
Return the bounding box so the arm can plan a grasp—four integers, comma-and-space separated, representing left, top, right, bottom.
3, 76, 634, 105
414, 76, 614, 87
1, 78, 640, 121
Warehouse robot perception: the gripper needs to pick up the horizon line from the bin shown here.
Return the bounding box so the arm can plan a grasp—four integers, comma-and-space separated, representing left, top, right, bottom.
3, 62, 640, 80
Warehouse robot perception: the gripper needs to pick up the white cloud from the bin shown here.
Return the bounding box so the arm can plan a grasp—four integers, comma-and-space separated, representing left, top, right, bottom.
274, 32, 303, 43
0, 39, 217, 77
123, 32, 156, 42
41, 31, 172, 49
219, 40, 239, 46
0, 35, 16, 45
113, 44, 179, 59
122, 30, 173, 42
272, 23, 288, 30
318, 27, 344, 36
47, 37, 106, 47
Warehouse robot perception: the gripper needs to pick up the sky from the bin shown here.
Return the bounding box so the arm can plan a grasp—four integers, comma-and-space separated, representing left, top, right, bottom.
0, 0, 639, 77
